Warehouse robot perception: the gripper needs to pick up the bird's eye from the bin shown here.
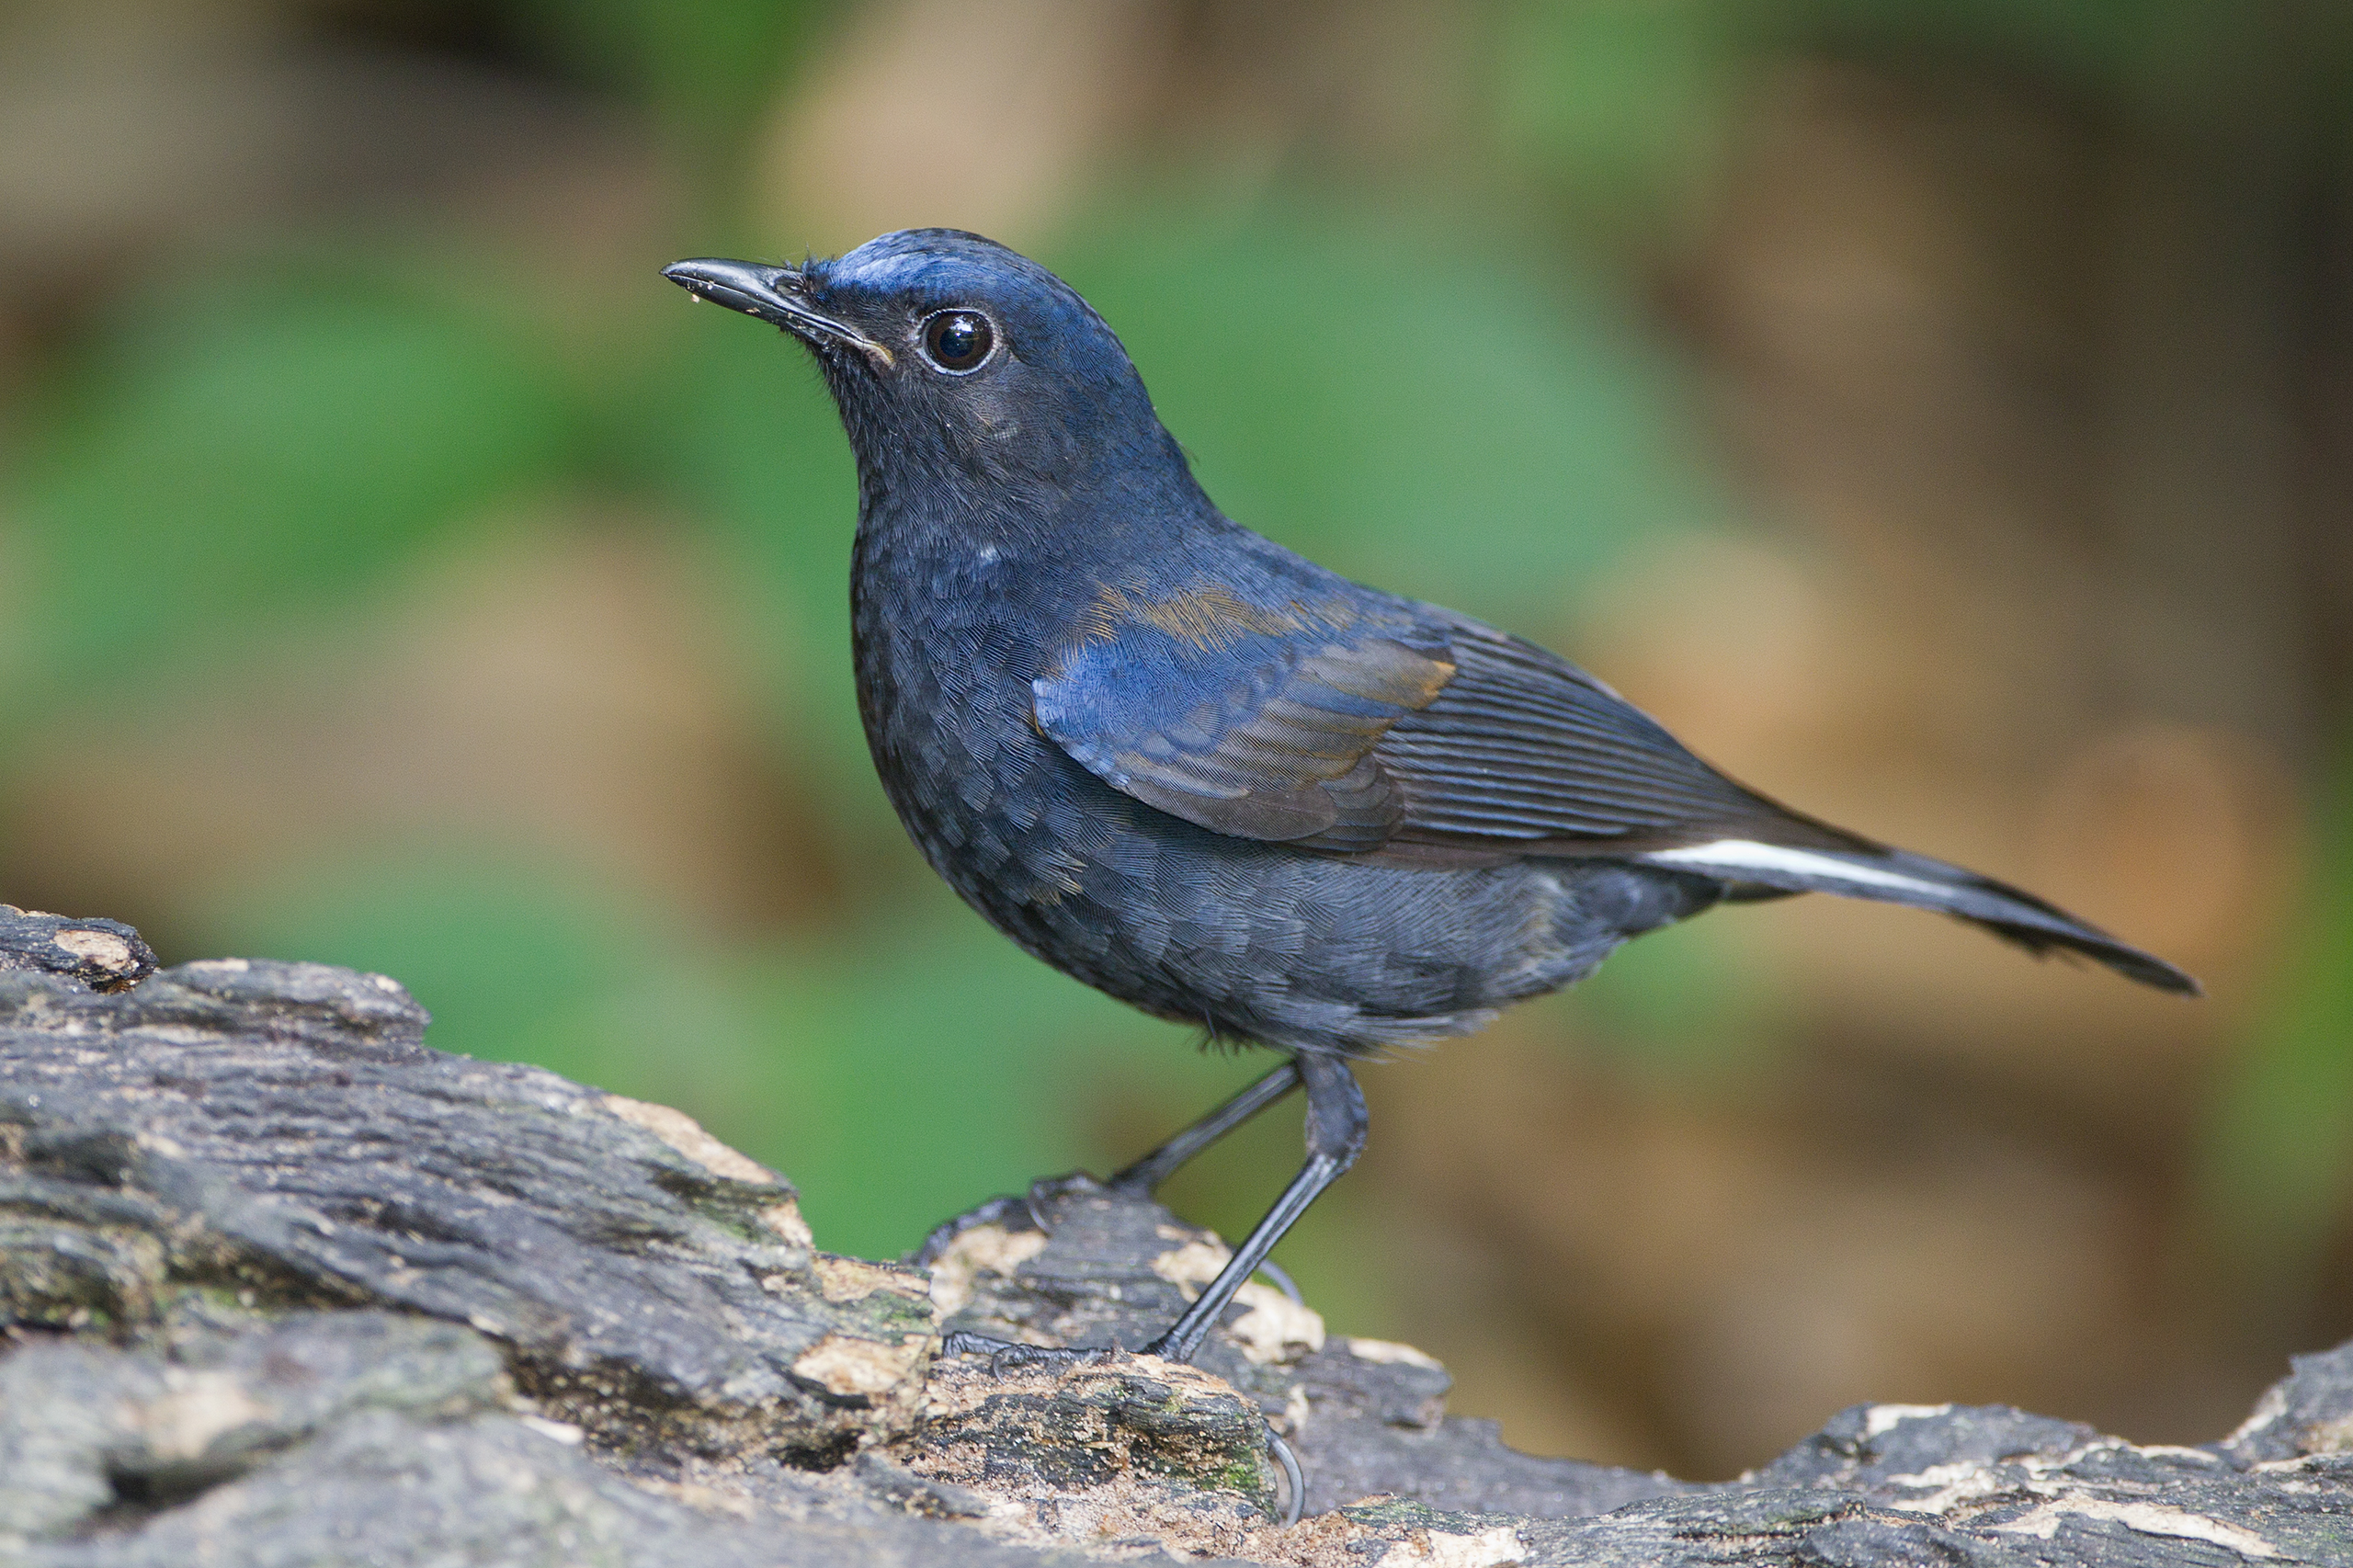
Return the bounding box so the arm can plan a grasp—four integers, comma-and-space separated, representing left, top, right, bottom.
921, 310, 994, 372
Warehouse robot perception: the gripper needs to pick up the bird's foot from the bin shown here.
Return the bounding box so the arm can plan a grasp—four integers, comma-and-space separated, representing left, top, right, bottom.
907, 1172, 1108, 1267
936, 1330, 1121, 1375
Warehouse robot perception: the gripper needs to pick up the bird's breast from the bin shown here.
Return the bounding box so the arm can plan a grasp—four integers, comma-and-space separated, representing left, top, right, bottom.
851, 528, 1069, 846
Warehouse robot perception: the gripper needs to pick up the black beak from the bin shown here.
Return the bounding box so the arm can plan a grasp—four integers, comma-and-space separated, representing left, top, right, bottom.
661, 257, 890, 363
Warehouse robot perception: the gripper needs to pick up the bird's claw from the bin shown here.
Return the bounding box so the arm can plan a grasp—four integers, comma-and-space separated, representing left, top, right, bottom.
937, 1329, 1119, 1375
908, 1173, 1108, 1267
992, 1341, 1119, 1377
1264, 1420, 1304, 1527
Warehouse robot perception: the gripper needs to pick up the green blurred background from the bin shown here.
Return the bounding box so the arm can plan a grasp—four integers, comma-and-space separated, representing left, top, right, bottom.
4, 0, 2350, 1479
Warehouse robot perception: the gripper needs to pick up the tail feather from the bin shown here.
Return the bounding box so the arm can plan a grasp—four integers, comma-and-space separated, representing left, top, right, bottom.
1639, 837, 2200, 995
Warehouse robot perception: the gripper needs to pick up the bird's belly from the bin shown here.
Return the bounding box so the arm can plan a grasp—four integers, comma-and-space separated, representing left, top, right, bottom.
860, 656, 1693, 1052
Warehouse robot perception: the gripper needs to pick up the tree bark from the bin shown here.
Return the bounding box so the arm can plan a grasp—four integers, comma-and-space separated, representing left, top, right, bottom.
2, 925, 2345, 1565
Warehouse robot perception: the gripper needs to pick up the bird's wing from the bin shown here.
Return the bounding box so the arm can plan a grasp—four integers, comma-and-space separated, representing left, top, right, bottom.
1029, 582, 1457, 850
1029, 583, 1791, 856
1370, 624, 1812, 851
1034, 593, 2198, 994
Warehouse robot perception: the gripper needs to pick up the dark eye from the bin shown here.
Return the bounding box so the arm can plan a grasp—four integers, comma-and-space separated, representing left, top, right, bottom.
921, 310, 994, 372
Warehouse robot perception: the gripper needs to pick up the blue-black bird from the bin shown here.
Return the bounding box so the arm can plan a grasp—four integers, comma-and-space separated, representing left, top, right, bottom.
662, 231, 2196, 1374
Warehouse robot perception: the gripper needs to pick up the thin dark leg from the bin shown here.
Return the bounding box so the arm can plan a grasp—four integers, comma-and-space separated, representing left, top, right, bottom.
1143, 1052, 1367, 1364
911, 1059, 1304, 1268
1110, 1059, 1302, 1193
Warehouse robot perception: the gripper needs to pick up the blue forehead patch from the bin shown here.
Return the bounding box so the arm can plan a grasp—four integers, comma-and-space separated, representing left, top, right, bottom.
833, 232, 1017, 299
827, 231, 1085, 313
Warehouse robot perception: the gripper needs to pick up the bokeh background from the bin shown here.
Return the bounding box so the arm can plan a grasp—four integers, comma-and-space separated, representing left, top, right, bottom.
4, 0, 2351, 1480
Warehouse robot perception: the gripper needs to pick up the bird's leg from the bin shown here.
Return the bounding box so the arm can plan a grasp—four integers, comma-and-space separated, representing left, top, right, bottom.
1108, 1059, 1302, 1194
911, 1059, 1302, 1270
1112, 1058, 1309, 1301
1142, 1052, 1366, 1365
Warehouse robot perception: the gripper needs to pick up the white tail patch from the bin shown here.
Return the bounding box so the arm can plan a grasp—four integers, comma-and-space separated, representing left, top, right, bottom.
1643, 839, 1948, 896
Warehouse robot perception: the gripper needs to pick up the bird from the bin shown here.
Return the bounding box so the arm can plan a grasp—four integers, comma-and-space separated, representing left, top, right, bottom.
661, 230, 2197, 1378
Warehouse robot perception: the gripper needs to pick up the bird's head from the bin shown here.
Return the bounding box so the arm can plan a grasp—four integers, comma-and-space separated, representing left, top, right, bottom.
664, 230, 1186, 497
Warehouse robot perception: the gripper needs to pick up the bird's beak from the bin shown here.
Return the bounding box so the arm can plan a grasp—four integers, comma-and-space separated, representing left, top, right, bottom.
661, 257, 892, 366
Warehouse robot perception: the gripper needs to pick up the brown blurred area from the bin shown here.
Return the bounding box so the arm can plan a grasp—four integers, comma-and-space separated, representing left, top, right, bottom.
1345, 35, 2351, 1469
4, 0, 2350, 1481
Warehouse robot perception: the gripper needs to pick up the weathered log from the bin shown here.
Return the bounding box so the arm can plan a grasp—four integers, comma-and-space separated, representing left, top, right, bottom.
1, 927, 2346, 1566
0, 906, 153, 994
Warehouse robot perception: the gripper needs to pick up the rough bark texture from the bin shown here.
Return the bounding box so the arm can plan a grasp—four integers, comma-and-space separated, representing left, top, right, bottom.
0, 907, 154, 994
1, 928, 2347, 1566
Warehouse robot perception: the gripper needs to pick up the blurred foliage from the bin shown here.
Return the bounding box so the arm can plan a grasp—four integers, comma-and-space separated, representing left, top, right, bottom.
1498, 0, 2353, 252
2, 265, 579, 722
1500, 0, 1735, 246
2201, 740, 2353, 1283
512, 0, 832, 149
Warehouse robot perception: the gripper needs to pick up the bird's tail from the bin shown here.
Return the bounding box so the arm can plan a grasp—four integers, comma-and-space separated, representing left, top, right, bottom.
1634, 835, 2200, 995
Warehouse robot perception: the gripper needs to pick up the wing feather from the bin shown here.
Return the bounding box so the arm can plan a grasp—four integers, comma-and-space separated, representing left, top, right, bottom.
1373, 626, 1844, 853
1031, 581, 1824, 857
1030, 584, 1457, 847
